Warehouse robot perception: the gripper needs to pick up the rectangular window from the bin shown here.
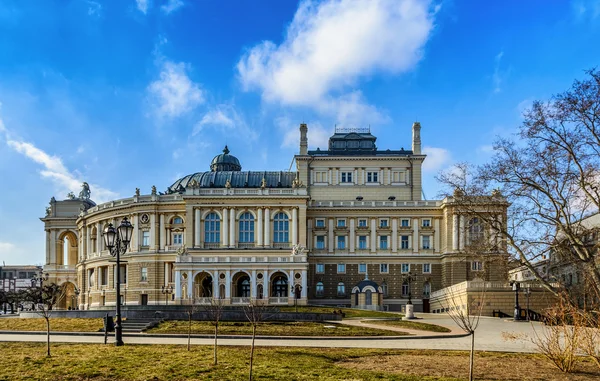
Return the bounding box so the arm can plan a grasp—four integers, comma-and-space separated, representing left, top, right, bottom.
471, 261, 483, 271
337, 219, 346, 227
422, 219, 431, 227
401, 219, 410, 227
380, 236, 388, 249
358, 236, 367, 249
173, 233, 183, 245
341, 172, 353, 183
392, 171, 406, 183
314, 171, 328, 183
359, 263, 367, 273
142, 231, 150, 246
315, 219, 325, 227
101, 267, 108, 286
401, 235, 409, 249
380, 263, 389, 273
367, 171, 379, 183
337, 236, 346, 249
141, 267, 148, 282
379, 219, 388, 227
423, 263, 431, 274
337, 263, 346, 274
402, 283, 410, 296
316, 263, 325, 274
422, 236, 431, 249
358, 219, 367, 227
315, 236, 325, 249
119, 265, 127, 284
401, 263, 410, 273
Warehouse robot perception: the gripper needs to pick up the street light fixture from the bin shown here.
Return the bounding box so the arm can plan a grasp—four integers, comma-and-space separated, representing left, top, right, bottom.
103, 216, 134, 347
161, 285, 173, 306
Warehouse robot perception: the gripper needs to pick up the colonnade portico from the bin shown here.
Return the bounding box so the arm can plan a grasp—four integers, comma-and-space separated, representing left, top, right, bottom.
173, 256, 308, 305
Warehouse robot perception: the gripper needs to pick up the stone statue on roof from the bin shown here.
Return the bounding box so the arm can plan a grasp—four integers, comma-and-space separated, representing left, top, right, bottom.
135, 188, 140, 197
151, 185, 157, 195
261, 177, 267, 189
225, 179, 231, 189
79, 182, 91, 200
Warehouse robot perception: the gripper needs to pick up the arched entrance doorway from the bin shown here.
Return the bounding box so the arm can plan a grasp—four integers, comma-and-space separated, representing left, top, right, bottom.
58, 282, 77, 310
270, 273, 288, 298
194, 272, 213, 299
233, 272, 251, 298
58, 231, 78, 267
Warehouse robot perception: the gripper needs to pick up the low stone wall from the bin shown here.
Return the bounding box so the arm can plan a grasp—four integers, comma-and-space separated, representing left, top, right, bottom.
19, 308, 341, 322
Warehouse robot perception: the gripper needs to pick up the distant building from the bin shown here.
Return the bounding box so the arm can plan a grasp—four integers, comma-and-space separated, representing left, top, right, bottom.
40, 123, 509, 311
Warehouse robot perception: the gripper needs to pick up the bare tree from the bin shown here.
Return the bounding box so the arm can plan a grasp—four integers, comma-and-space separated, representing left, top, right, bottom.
24, 283, 66, 357
184, 299, 200, 351
204, 298, 225, 365
438, 69, 600, 299
243, 303, 275, 381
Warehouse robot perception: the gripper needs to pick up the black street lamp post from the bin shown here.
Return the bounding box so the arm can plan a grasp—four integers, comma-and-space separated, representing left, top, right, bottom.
103, 217, 134, 347
161, 285, 173, 306
512, 281, 521, 321
294, 285, 302, 313
403, 272, 415, 305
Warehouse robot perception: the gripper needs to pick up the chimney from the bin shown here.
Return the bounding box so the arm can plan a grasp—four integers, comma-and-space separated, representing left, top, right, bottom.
299, 123, 308, 155
412, 121, 421, 155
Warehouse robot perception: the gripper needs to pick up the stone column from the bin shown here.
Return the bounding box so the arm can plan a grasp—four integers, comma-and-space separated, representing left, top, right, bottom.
251, 270, 257, 299
349, 218, 355, 253
150, 213, 157, 251
164, 263, 169, 286
257, 208, 263, 247
187, 272, 193, 299
213, 270, 220, 299
434, 218, 441, 253
328, 218, 334, 254
225, 270, 231, 298
301, 270, 307, 298
96, 222, 101, 253
185, 205, 194, 247
46, 230, 52, 264
85, 227, 90, 258
132, 214, 139, 252
413, 218, 419, 253
175, 268, 181, 299
292, 207, 298, 245
370, 218, 377, 253
298, 206, 307, 248
160, 214, 166, 251
222, 208, 229, 248
229, 208, 235, 247
264, 270, 270, 298
392, 218, 398, 253
459, 215, 466, 250
264, 208, 271, 247
452, 214, 459, 251
307, 219, 313, 250
195, 208, 201, 247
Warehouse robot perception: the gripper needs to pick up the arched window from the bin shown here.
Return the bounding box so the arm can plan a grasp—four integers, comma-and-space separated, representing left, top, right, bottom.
337, 282, 346, 296
365, 290, 372, 305
316, 282, 324, 297
273, 212, 289, 243
238, 212, 255, 243
272, 276, 288, 297
423, 282, 431, 298
173, 217, 184, 224
204, 213, 221, 243
468, 217, 484, 244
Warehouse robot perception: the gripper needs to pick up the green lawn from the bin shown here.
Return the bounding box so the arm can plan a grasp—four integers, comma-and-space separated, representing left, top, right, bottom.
278, 305, 402, 318
363, 319, 452, 333
2, 343, 599, 380
0, 318, 104, 332
148, 320, 405, 336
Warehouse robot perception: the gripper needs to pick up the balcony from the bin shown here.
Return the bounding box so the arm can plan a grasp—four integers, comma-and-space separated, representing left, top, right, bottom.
203, 242, 221, 249
231, 297, 251, 305
238, 243, 255, 249
165, 245, 183, 251
273, 242, 290, 249
268, 297, 289, 305
197, 297, 213, 305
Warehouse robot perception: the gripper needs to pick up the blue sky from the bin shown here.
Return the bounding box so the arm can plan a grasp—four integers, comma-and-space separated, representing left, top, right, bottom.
1, 0, 599, 265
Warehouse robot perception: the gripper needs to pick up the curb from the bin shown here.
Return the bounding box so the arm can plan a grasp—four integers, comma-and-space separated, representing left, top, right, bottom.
0, 330, 470, 341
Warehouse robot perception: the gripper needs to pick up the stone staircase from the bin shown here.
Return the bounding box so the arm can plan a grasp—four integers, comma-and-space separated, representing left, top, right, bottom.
101, 318, 161, 333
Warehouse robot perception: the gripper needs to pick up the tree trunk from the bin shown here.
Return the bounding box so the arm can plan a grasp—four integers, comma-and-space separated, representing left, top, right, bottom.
46, 317, 51, 357
469, 331, 475, 381
187, 313, 192, 351
249, 324, 256, 381
213, 322, 218, 365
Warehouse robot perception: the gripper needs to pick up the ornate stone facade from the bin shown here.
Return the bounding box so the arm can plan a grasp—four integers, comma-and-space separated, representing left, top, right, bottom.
41, 123, 508, 311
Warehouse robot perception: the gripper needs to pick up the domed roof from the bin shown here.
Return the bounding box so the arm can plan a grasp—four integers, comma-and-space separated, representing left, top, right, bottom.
210, 145, 242, 172
354, 279, 380, 293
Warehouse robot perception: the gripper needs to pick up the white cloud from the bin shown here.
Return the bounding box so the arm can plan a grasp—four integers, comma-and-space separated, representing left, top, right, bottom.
422, 146, 451, 173
161, 0, 184, 14
148, 61, 204, 118
0, 242, 15, 255
572, 0, 600, 20
0, 116, 117, 203
86, 1, 102, 16
192, 104, 258, 141
136, 0, 149, 14
492, 51, 505, 94
238, 0, 435, 121
277, 117, 330, 151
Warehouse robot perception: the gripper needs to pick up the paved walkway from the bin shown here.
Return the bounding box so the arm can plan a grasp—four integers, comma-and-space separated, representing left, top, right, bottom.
0, 313, 543, 353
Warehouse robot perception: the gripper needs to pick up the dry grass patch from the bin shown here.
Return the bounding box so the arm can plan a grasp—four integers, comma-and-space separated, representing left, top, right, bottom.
363, 319, 452, 333
149, 320, 405, 336
339, 350, 600, 381
278, 305, 402, 318
0, 318, 103, 332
